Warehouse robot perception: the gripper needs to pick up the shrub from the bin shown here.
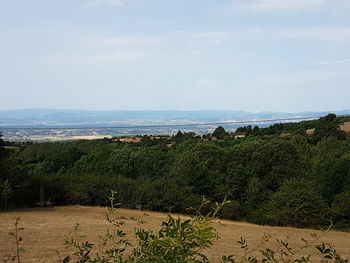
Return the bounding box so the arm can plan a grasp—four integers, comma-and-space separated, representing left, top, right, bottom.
218, 200, 242, 220
331, 191, 350, 228
266, 178, 329, 228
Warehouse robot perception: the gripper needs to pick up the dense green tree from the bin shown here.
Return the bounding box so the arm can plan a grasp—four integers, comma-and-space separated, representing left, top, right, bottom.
236, 125, 259, 136
0, 132, 4, 148
175, 130, 183, 139
308, 137, 350, 203
169, 142, 224, 198
212, 126, 228, 139
108, 146, 139, 178
252, 125, 260, 134
133, 177, 198, 212
0, 132, 11, 209
134, 145, 172, 178
42, 146, 84, 174
313, 113, 346, 143
0, 132, 5, 177
0, 179, 12, 208
236, 125, 252, 134
266, 178, 328, 227
331, 191, 350, 228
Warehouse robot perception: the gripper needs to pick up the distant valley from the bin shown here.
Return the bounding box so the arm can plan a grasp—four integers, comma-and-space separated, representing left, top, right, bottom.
1, 109, 350, 141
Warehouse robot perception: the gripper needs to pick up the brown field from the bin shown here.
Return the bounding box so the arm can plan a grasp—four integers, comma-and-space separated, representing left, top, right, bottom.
1, 206, 350, 262
340, 121, 350, 135
118, 137, 142, 143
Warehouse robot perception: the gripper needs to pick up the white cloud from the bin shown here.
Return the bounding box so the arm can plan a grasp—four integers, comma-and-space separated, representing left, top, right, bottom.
273, 26, 350, 42
192, 31, 228, 38
197, 78, 210, 85
86, 0, 142, 6
172, 26, 350, 45
76, 36, 166, 49
316, 59, 350, 65
190, 31, 228, 46
40, 32, 168, 69
87, 0, 124, 6
227, 0, 327, 13
218, 26, 350, 43
47, 50, 150, 69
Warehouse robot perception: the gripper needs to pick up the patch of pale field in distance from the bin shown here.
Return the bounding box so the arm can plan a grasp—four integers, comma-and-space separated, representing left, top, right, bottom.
340, 121, 350, 135
21, 135, 113, 141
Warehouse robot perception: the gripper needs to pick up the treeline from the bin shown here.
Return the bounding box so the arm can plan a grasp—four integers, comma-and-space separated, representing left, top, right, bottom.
1, 114, 350, 229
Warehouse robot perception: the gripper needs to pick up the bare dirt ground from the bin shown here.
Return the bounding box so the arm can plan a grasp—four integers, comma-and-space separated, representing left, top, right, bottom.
1, 206, 349, 262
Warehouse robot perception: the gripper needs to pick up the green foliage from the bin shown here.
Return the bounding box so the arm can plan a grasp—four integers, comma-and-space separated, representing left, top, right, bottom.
266, 179, 328, 227
133, 177, 198, 212
0, 132, 5, 154
218, 200, 242, 220
0, 179, 13, 209
235, 125, 260, 136
316, 242, 349, 263
313, 114, 346, 143
175, 131, 199, 143
331, 192, 350, 228
0, 131, 7, 179
131, 215, 216, 263
61, 193, 223, 263
169, 142, 224, 197
2, 114, 350, 228
4, 217, 25, 263
212, 126, 229, 140
308, 137, 350, 203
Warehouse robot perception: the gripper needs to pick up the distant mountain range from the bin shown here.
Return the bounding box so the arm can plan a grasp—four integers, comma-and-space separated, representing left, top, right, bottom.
1, 109, 350, 128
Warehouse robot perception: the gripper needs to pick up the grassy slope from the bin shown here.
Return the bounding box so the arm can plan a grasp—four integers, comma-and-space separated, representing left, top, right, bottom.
1, 206, 350, 263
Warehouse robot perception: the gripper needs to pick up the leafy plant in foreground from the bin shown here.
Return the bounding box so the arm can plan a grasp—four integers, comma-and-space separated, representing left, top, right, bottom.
3, 217, 25, 263
221, 223, 349, 263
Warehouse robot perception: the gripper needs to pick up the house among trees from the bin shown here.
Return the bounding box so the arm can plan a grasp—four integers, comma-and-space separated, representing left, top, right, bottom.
231, 132, 246, 139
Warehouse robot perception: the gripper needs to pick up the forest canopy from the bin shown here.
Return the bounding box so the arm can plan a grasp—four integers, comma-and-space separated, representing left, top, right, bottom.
1, 114, 350, 229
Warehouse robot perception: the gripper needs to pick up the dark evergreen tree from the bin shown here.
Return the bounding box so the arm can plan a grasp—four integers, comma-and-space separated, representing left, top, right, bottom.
175, 130, 183, 139
212, 126, 228, 140
252, 125, 260, 134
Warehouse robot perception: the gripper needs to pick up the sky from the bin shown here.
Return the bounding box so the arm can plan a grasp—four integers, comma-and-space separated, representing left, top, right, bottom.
0, 0, 350, 112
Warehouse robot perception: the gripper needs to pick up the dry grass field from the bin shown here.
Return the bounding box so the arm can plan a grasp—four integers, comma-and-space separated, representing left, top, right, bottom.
1, 206, 350, 262
340, 121, 350, 135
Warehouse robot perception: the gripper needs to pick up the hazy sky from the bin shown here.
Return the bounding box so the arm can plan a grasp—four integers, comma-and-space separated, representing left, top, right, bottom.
1, 0, 350, 112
